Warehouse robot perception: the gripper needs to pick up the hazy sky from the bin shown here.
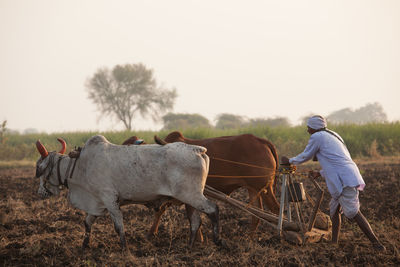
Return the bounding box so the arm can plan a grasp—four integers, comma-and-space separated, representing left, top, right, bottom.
1, 0, 399, 133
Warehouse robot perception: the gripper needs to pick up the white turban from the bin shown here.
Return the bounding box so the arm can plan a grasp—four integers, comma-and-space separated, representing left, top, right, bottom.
307, 116, 327, 130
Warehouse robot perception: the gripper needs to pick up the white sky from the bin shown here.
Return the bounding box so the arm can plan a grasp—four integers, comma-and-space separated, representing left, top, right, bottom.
1, 0, 399, 133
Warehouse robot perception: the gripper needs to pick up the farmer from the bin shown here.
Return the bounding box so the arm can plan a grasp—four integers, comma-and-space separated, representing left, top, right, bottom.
281, 115, 385, 251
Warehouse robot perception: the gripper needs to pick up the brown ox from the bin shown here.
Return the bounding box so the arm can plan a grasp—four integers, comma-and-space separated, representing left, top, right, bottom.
150, 131, 280, 238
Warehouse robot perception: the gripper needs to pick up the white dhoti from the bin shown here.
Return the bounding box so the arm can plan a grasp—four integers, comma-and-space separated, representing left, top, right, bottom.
329, 186, 360, 219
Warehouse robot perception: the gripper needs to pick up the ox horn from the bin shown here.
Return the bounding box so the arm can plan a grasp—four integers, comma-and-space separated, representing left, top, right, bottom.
57, 138, 66, 154
36, 140, 49, 158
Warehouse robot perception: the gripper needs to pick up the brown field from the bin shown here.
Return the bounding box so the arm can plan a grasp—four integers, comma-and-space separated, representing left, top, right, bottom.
1, 161, 399, 266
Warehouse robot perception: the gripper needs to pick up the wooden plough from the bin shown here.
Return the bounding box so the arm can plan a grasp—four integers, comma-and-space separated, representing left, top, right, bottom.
204, 165, 331, 245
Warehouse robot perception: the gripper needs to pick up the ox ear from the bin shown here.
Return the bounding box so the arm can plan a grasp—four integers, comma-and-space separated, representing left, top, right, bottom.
122, 136, 138, 146
57, 138, 66, 154
36, 140, 49, 158
154, 135, 167, 145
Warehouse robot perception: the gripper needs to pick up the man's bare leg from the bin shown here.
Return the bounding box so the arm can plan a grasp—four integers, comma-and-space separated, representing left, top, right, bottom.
353, 211, 385, 251
331, 205, 341, 244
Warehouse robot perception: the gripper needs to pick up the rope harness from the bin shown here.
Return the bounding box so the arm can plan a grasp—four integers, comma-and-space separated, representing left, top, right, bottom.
43, 147, 82, 191
67, 146, 81, 178
208, 156, 312, 179
56, 156, 68, 188
207, 157, 312, 211
207, 156, 277, 178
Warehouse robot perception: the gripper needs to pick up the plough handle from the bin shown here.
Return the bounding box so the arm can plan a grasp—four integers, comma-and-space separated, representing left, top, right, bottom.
307, 179, 324, 231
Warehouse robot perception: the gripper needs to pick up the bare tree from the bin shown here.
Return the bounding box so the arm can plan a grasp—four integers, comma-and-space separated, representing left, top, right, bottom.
86, 63, 177, 130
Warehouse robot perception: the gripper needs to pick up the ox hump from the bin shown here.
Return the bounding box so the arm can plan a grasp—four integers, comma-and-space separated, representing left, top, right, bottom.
86, 135, 109, 146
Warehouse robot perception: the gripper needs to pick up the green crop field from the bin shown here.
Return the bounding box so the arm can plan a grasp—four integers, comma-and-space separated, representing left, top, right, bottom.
1, 122, 399, 163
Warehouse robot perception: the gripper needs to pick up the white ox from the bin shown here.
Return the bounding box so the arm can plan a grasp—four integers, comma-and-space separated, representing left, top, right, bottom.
35, 135, 221, 250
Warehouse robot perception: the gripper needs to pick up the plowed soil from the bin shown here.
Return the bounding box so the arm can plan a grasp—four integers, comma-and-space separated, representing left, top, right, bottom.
1, 161, 399, 266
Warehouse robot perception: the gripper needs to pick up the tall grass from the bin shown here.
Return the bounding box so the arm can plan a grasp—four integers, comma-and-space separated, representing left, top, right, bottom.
1, 122, 399, 161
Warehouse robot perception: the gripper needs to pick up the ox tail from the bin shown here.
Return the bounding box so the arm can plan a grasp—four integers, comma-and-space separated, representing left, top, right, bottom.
266, 141, 279, 171
268, 142, 279, 195
261, 139, 279, 194
154, 135, 168, 145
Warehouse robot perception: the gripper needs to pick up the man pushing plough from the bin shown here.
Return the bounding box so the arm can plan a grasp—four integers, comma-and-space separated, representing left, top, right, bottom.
282, 115, 386, 251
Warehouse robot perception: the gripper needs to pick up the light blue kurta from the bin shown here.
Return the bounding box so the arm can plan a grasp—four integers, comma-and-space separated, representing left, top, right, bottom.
289, 130, 365, 200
